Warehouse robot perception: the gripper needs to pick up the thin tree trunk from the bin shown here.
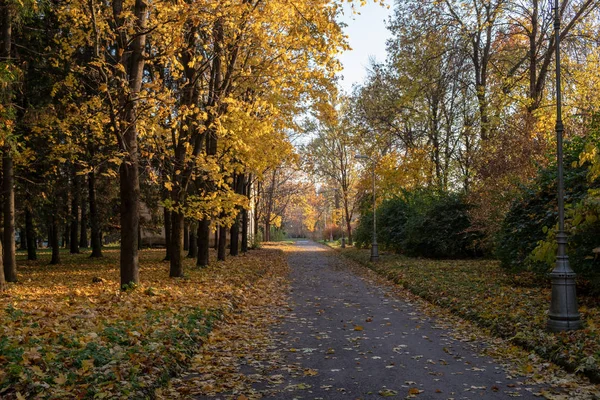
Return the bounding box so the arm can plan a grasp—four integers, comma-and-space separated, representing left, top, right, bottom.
114, 0, 147, 288
217, 223, 227, 261
19, 229, 26, 250
241, 208, 248, 253
163, 207, 171, 261
88, 171, 103, 258
70, 168, 80, 254
169, 211, 184, 277
0, 238, 4, 292
214, 226, 218, 249
50, 215, 60, 265
3, 150, 17, 282
197, 218, 210, 267
230, 214, 239, 256
187, 223, 197, 258
80, 190, 88, 248
26, 208, 36, 260
183, 221, 189, 251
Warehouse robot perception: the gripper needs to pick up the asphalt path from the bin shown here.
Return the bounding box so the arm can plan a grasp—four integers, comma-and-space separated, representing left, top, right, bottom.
264, 240, 545, 399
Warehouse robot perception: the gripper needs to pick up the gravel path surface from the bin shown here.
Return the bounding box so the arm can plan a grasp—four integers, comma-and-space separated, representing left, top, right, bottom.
266, 240, 545, 399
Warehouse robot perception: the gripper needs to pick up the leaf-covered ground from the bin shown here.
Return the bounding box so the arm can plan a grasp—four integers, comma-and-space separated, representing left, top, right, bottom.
333, 245, 600, 384
0, 247, 288, 399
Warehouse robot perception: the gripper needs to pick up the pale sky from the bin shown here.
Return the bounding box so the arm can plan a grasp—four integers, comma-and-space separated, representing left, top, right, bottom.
337, 1, 394, 94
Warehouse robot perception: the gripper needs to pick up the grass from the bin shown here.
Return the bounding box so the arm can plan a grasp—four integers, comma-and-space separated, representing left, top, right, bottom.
1, 246, 288, 399
330, 244, 600, 384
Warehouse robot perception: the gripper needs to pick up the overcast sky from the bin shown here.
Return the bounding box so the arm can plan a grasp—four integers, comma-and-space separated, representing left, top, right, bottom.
336, 0, 394, 94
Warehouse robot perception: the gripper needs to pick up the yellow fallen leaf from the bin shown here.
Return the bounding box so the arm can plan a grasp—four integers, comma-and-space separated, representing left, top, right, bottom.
354, 325, 364, 331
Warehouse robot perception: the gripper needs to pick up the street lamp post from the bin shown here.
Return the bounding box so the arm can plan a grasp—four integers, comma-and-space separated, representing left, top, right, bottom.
355, 155, 378, 262
547, 0, 582, 332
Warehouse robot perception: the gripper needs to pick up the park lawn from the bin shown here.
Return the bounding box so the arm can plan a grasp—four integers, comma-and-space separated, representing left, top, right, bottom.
0, 247, 288, 399
334, 245, 600, 383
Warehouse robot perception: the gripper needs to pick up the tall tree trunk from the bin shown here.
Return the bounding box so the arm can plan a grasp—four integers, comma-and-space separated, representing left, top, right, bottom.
0, 238, 4, 292
214, 226, 218, 249
88, 171, 103, 258
50, 214, 60, 265
19, 229, 26, 250
197, 218, 210, 267
183, 221, 189, 251
3, 150, 17, 282
26, 208, 36, 260
80, 191, 88, 248
241, 208, 248, 253
230, 214, 239, 256
217, 223, 227, 261
163, 207, 171, 261
187, 223, 197, 258
169, 211, 184, 277
70, 168, 80, 254
114, 0, 147, 288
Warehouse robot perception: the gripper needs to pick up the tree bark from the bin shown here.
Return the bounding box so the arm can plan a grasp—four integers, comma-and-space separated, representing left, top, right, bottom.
0, 238, 4, 292
114, 0, 147, 288
163, 207, 171, 261
3, 150, 17, 282
217, 223, 227, 261
80, 190, 88, 248
214, 226, 218, 249
50, 214, 60, 265
187, 223, 197, 258
70, 168, 80, 254
183, 221, 189, 251
230, 214, 239, 256
88, 171, 103, 258
196, 218, 210, 267
19, 229, 26, 250
26, 207, 36, 260
241, 208, 248, 253
169, 211, 185, 277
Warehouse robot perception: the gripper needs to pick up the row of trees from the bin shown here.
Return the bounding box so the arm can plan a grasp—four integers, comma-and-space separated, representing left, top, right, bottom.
0, 0, 350, 291
304, 0, 600, 253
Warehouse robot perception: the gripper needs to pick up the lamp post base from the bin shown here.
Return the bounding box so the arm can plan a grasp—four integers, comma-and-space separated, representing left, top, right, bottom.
370, 243, 379, 262
547, 255, 582, 332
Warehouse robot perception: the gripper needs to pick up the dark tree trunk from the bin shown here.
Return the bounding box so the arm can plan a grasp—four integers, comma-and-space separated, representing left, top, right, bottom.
187, 224, 197, 258
80, 191, 88, 248
241, 208, 248, 253
119, 155, 140, 286
50, 215, 60, 265
88, 171, 103, 258
114, 0, 147, 289
183, 221, 189, 251
169, 211, 184, 277
0, 238, 4, 292
217, 223, 227, 261
163, 207, 171, 261
230, 214, 239, 256
26, 208, 36, 260
19, 229, 26, 250
214, 226, 218, 249
3, 150, 17, 282
70, 169, 80, 254
197, 218, 210, 267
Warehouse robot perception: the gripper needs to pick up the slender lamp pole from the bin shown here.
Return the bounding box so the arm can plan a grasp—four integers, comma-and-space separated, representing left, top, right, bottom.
355, 155, 378, 261
547, 0, 582, 332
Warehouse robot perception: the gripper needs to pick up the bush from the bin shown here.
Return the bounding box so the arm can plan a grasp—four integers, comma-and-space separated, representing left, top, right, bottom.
496, 135, 600, 289
355, 189, 482, 258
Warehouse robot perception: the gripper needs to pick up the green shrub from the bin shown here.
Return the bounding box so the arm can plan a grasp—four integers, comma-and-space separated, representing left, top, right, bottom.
496, 135, 600, 289
355, 189, 482, 258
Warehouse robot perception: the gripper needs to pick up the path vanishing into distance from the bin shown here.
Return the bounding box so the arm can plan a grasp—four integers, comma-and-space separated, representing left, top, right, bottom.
178, 241, 598, 399
264, 241, 546, 399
